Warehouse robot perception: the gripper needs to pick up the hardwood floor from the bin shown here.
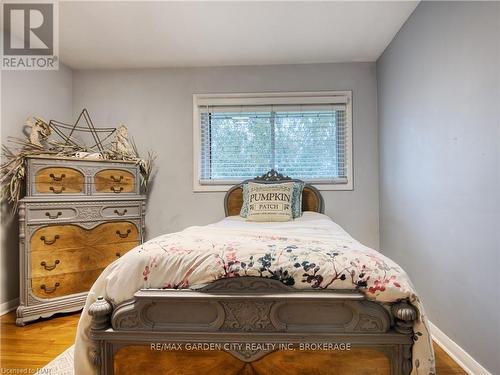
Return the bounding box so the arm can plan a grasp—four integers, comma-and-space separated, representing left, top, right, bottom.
0, 311, 79, 372
0, 310, 467, 374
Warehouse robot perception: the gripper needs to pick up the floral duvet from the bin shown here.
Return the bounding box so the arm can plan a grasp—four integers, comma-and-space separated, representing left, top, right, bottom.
74, 212, 435, 374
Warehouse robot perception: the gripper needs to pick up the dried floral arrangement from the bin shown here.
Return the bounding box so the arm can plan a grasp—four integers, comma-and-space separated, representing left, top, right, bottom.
1, 110, 155, 209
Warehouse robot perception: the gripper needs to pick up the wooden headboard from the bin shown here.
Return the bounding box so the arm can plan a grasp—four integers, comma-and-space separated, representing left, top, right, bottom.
224, 170, 324, 217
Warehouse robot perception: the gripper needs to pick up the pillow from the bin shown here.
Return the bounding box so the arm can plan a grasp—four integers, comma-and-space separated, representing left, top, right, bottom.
240, 183, 250, 218
246, 182, 294, 222
291, 181, 305, 218
240, 181, 304, 219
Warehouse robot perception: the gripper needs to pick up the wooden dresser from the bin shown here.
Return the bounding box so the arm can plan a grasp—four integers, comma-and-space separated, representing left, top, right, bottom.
16, 156, 146, 326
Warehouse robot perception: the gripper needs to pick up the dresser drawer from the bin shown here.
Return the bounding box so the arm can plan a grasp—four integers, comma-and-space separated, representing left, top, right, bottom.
31, 225, 86, 252
101, 204, 141, 218
30, 241, 139, 278
94, 169, 136, 194
31, 269, 104, 299
30, 222, 140, 252
92, 221, 140, 244
35, 167, 85, 195
27, 206, 78, 222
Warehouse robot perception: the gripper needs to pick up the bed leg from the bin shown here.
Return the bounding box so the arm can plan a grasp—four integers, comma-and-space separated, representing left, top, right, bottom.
401, 343, 413, 375
89, 296, 113, 375
101, 342, 115, 375
392, 300, 417, 375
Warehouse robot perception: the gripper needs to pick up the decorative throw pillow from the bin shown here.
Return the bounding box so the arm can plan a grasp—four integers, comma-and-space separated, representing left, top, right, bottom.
291, 181, 305, 218
246, 182, 294, 222
240, 181, 305, 219
239, 183, 250, 218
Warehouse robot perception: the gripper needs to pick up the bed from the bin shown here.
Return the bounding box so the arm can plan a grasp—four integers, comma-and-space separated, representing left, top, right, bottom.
74, 170, 435, 375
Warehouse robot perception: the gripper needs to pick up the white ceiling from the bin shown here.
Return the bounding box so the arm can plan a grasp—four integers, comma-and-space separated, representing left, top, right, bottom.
58, 1, 418, 69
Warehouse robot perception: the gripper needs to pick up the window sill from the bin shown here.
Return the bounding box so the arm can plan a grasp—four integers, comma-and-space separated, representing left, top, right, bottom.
193, 181, 353, 192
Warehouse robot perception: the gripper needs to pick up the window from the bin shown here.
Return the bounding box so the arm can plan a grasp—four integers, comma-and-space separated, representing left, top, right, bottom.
193, 92, 353, 191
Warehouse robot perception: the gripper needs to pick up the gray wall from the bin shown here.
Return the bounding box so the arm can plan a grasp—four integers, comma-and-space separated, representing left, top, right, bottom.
72, 63, 380, 248
377, 2, 499, 373
1, 65, 73, 305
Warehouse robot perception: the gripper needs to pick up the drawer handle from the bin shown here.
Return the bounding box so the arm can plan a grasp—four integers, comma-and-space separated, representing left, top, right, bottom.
49, 186, 65, 194
49, 173, 66, 182
116, 229, 131, 238
41, 283, 60, 294
110, 186, 124, 193
40, 234, 60, 245
110, 175, 123, 183
40, 259, 60, 271
114, 209, 128, 216
45, 211, 62, 219
115, 252, 121, 258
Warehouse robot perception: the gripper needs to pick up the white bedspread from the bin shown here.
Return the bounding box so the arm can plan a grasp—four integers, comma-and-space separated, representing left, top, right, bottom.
74, 212, 435, 374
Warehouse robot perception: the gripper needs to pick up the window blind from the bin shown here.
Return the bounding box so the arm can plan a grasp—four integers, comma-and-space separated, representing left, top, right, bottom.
199, 103, 349, 184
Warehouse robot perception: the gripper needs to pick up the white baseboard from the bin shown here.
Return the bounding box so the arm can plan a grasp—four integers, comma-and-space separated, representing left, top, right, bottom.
429, 321, 491, 375
0, 298, 19, 316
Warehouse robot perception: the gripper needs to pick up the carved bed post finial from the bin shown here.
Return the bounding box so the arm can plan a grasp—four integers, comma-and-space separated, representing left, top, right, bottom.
254, 169, 291, 182
89, 296, 112, 331
88, 296, 112, 368
391, 300, 417, 335
392, 300, 416, 375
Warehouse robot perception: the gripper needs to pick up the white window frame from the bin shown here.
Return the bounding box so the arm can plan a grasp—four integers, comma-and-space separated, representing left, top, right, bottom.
193, 91, 353, 192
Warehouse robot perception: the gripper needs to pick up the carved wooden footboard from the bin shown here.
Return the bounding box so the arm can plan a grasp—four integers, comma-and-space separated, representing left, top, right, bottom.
88, 277, 416, 375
